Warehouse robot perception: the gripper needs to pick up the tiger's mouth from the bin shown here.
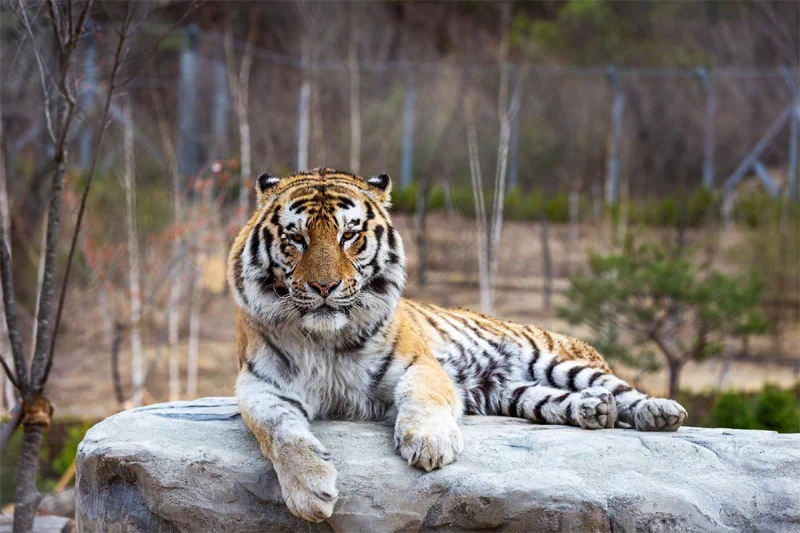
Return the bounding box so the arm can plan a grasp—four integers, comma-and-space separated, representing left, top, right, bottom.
305, 302, 353, 317
300, 302, 351, 333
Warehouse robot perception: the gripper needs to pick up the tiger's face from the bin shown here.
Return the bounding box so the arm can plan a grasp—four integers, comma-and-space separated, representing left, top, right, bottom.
229, 168, 406, 336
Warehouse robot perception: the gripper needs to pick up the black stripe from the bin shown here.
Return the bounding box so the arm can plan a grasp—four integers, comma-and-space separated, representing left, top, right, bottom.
336, 197, 355, 209
587, 370, 605, 387
364, 275, 399, 295
355, 236, 369, 255
234, 255, 248, 306
369, 337, 398, 395
387, 226, 397, 250
566, 366, 584, 392
365, 225, 385, 270
290, 198, 314, 212
404, 354, 419, 370
508, 385, 528, 418
262, 334, 296, 377
275, 394, 309, 420
523, 332, 541, 381
544, 358, 559, 387
340, 311, 390, 352
613, 384, 633, 396
566, 400, 577, 426
387, 252, 400, 264
248, 222, 263, 268
273, 285, 289, 297
554, 392, 570, 403
245, 359, 281, 389
533, 395, 551, 423
365, 201, 375, 220
256, 274, 276, 294
627, 397, 644, 411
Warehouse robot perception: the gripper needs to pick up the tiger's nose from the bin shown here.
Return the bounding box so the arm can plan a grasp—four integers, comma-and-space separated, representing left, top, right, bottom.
308, 280, 341, 297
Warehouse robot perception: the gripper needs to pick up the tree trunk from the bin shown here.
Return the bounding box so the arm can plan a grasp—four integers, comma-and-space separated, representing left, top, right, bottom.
186, 260, 202, 399
167, 276, 182, 402
236, 104, 251, 225
123, 100, 144, 407
414, 185, 428, 287
13, 423, 44, 533
667, 360, 684, 399
0, 110, 13, 411
540, 211, 552, 310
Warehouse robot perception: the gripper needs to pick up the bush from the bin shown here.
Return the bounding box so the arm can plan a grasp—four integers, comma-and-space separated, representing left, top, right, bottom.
710, 384, 800, 433
391, 182, 418, 212
547, 192, 571, 223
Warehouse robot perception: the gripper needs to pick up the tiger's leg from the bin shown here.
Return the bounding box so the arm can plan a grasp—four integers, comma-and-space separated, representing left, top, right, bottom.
237, 367, 338, 522
393, 352, 464, 472
502, 382, 618, 429
528, 352, 687, 431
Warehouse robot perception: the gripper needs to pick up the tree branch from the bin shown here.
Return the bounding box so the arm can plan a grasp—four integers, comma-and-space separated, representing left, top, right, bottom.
0, 210, 28, 393
40, 1, 134, 390
0, 403, 22, 452
0, 354, 19, 389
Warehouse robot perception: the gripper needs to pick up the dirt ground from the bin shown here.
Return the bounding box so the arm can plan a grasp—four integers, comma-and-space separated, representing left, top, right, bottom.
40, 213, 800, 419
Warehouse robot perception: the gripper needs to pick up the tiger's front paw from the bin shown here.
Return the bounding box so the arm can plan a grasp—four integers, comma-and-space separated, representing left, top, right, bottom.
633, 397, 687, 432
394, 411, 464, 472
273, 442, 339, 522
575, 386, 618, 429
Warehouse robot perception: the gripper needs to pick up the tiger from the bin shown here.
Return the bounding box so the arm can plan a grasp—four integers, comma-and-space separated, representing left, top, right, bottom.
227, 168, 687, 523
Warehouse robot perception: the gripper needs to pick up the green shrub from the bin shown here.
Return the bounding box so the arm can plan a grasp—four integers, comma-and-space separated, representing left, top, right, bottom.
735, 191, 774, 229
391, 182, 418, 213
710, 391, 759, 430
503, 187, 527, 220
450, 186, 477, 217
546, 192, 570, 223
426, 185, 447, 211
710, 384, 800, 433
754, 384, 800, 433
687, 188, 716, 227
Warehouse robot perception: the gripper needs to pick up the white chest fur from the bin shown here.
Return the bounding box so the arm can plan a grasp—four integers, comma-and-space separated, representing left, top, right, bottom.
251, 339, 393, 421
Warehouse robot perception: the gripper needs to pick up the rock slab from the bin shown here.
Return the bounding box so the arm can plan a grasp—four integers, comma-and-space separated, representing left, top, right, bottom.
76, 398, 800, 533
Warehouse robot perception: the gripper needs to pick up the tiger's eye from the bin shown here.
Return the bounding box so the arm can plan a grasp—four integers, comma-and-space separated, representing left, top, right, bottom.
290, 234, 305, 246
342, 231, 356, 241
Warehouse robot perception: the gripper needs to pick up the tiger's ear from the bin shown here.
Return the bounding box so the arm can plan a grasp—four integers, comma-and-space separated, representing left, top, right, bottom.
364, 173, 392, 206
255, 173, 281, 204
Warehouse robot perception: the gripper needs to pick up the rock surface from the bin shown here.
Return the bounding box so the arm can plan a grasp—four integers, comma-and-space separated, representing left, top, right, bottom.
76, 397, 800, 533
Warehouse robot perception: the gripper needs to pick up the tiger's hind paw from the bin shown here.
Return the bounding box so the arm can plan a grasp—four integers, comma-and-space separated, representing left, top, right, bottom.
633, 398, 687, 432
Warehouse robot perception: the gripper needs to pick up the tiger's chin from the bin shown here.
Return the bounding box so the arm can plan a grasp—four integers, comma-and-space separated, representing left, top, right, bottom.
300, 307, 349, 334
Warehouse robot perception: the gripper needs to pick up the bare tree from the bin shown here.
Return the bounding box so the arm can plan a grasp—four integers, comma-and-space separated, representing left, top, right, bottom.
0, 2, 134, 530
0, 97, 13, 412
149, 65, 184, 402
224, 9, 257, 225
488, 2, 514, 291
122, 97, 144, 407
464, 97, 492, 313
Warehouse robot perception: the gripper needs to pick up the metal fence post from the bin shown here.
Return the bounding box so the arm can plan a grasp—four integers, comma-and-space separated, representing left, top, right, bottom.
178, 23, 199, 178
79, 20, 96, 171
400, 63, 416, 189
507, 65, 521, 191
781, 66, 799, 201
697, 67, 716, 189
211, 59, 230, 161
606, 65, 624, 205
297, 66, 311, 171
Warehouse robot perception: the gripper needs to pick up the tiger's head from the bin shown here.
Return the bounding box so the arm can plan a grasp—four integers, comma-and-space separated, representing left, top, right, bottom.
228, 168, 406, 336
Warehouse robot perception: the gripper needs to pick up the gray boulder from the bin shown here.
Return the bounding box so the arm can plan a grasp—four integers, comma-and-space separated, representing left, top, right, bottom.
76, 397, 800, 533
